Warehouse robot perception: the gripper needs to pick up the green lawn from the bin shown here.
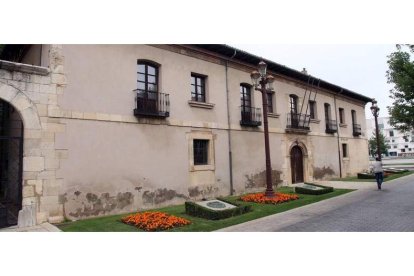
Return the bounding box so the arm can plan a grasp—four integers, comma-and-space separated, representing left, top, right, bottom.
57, 187, 353, 232
383, 163, 414, 166
331, 171, 414, 182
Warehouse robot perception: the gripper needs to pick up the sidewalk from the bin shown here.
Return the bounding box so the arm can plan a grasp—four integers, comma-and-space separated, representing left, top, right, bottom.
217, 175, 410, 232
0, 222, 61, 232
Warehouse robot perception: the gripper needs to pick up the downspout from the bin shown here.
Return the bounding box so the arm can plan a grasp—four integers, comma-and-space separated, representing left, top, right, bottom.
39, 44, 43, 66
333, 89, 343, 178
225, 49, 237, 195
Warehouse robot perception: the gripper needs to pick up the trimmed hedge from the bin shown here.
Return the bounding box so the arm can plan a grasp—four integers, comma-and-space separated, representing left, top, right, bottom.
185, 198, 252, 220
294, 183, 333, 195
358, 173, 389, 179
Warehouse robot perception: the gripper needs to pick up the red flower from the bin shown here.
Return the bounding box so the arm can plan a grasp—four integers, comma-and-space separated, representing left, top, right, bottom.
121, 211, 191, 231
240, 192, 299, 204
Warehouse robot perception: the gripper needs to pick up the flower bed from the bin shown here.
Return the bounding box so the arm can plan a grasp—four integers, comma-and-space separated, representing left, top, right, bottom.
121, 211, 191, 231
240, 192, 299, 204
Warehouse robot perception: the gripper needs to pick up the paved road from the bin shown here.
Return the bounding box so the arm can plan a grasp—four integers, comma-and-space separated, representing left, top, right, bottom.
218, 174, 414, 232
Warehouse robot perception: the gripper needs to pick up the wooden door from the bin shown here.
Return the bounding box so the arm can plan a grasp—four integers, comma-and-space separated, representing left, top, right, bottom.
291, 146, 304, 183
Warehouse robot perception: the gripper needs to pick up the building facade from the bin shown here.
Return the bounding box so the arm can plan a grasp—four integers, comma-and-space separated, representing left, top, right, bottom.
366, 116, 414, 157
0, 44, 371, 227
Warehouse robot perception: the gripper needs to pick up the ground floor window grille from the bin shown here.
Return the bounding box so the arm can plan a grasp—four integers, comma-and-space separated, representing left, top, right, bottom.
193, 139, 209, 165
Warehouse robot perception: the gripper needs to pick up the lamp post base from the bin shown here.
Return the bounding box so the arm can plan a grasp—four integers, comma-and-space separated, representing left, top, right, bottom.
264, 189, 275, 197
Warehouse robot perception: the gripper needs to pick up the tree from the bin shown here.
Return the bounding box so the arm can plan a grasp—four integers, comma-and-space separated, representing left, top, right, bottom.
368, 131, 390, 157
387, 44, 414, 132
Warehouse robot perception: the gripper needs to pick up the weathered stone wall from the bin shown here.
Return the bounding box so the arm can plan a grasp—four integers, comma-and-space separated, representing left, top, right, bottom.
0, 45, 67, 226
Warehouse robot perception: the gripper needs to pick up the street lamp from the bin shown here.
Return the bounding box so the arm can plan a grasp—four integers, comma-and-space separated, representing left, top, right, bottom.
370, 98, 381, 161
251, 61, 275, 197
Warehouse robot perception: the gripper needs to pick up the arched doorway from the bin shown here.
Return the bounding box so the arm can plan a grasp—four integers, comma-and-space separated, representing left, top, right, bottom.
0, 99, 23, 228
290, 145, 304, 184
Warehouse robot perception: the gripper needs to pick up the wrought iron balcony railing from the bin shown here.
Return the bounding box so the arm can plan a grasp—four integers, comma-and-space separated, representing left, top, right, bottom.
240, 106, 262, 127
133, 90, 170, 118
353, 123, 362, 136
325, 119, 338, 133
286, 112, 310, 131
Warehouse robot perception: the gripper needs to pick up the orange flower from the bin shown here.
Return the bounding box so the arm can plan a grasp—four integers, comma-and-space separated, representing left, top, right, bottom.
240, 192, 299, 204
121, 211, 191, 231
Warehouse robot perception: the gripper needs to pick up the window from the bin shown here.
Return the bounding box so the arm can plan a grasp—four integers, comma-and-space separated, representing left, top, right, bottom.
324, 103, 331, 121
405, 145, 409, 148
137, 61, 158, 92
193, 139, 209, 165
309, 100, 317, 119
351, 110, 357, 125
409, 148, 412, 151
401, 149, 406, 153
389, 130, 394, 137
289, 94, 298, 114
342, 144, 348, 158
339, 108, 345, 124
191, 74, 206, 102
394, 145, 397, 149
240, 84, 252, 109
267, 92, 274, 113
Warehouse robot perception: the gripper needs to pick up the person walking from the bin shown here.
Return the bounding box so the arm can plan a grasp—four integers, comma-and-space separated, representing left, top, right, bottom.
372, 157, 384, 190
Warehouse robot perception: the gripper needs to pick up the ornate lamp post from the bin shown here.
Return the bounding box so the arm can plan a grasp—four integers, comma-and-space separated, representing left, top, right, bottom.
251, 61, 275, 197
370, 98, 381, 161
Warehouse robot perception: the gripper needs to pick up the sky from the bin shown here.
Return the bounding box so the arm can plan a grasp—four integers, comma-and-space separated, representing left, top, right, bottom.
232, 44, 396, 119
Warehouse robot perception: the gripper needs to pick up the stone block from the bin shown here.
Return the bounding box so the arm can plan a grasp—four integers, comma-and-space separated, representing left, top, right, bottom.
26, 82, 40, 93
37, 212, 48, 224
71, 111, 84, 119
40, 76, 51, 85
22, 197, 36, 206
40, 195, 59, 206
25, 129, 42, 139
55, 149, 68, 159
23, 171, 39, 181
13, 71, 30, 82
96, 113, 110, 121
27, 179, 43, 195
37, 170, 56, 180
48, 105, 61, 117
45, 122, 65, 133
36, 104, 48, 116
61, 110, 72, 118
48, 94, 58, 104
41, 131, 55, 139
21, 107, 42, 130
11, 93, 32, 111
45, 158, 60, 170
43, 179, 61, 196
51, 73, 67, 84
7, 80, 27, 91
18, 203, 36, 228
109, 114, 122, 122
40, 141, 55, 149
0, 82, 18, 102
83, 112, 97, 120
48, 215, 64, 224
56, 85, 65, 95
0, 69, 12, 79
23, 156, 44, 172
23, 185, 35, 198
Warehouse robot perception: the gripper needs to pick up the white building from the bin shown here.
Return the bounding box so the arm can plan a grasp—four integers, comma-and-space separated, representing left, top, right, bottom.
366, 117, 414, 157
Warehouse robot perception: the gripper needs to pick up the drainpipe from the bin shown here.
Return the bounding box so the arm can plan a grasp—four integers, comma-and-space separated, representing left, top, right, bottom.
333, 89, 343, 178
225, 49, 237, 195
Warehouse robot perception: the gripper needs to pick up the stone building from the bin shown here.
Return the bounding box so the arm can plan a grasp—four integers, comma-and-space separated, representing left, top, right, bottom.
0, 44, 371, 227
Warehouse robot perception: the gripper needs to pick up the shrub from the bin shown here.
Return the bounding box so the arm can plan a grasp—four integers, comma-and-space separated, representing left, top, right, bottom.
294, 183, 333, 195
358, 173, 389, 179
185, 198, 251, 220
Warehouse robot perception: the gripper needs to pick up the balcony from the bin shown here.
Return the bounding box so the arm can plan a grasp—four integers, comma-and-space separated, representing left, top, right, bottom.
286, 113, 310, 133
325, 119, 338, 134
133, 90, 170, 118
353, 123, 362, 136
240, 106, 262, 127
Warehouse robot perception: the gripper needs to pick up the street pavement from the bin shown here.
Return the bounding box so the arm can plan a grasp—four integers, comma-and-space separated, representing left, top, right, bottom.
218, 173, 414, 232
0, 222, 61, 232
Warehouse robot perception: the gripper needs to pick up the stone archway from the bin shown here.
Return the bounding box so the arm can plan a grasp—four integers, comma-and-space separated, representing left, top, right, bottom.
0, 81, 42, 227
287, 140, 310, 184
290, 146, 304, 183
